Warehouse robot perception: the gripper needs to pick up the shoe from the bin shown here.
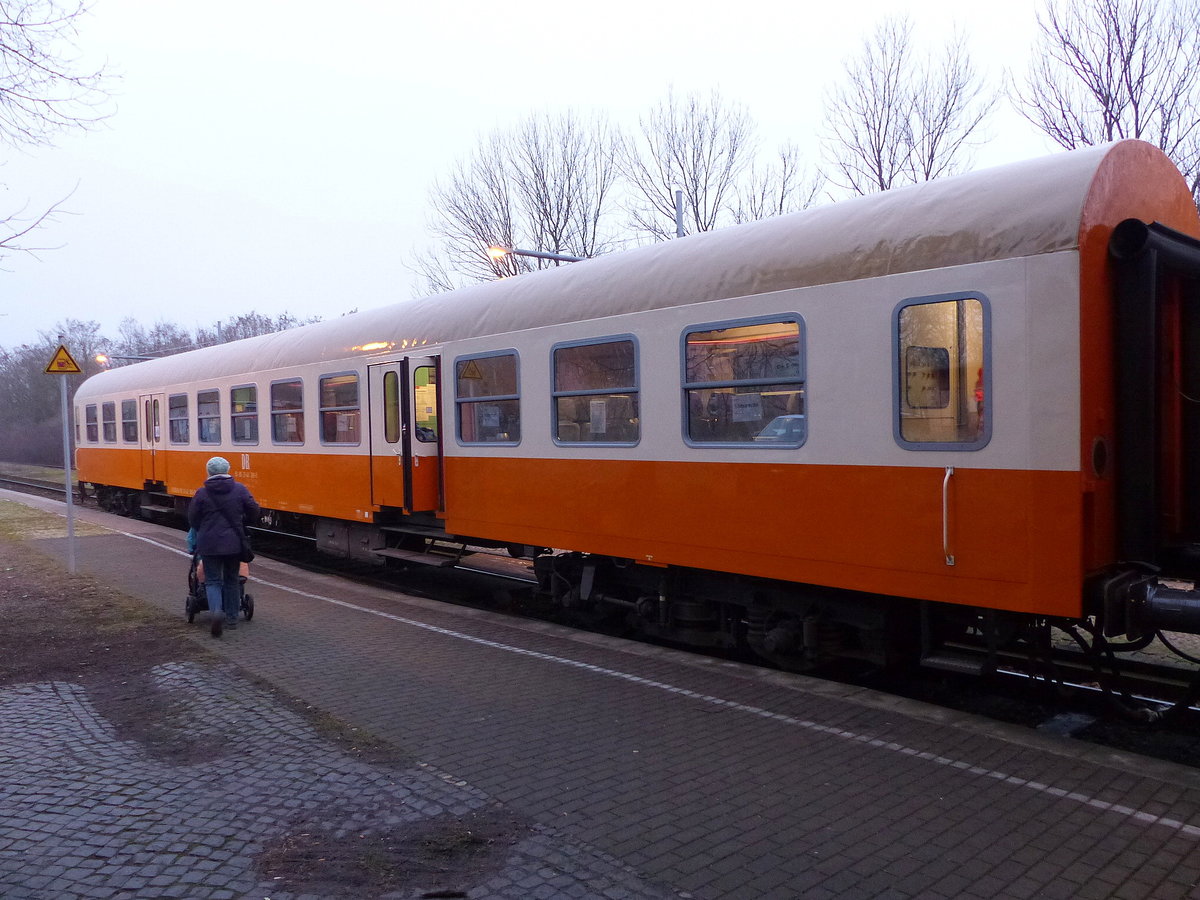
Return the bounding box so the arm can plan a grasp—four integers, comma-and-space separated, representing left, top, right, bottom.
226, 618, 238, 630
210, 615, 223, 638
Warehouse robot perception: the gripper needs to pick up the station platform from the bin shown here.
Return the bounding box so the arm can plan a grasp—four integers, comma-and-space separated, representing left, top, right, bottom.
2, 489, 1200, 899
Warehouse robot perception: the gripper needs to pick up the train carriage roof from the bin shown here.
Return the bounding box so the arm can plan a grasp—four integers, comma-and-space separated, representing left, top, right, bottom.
76, 140, 1196, 397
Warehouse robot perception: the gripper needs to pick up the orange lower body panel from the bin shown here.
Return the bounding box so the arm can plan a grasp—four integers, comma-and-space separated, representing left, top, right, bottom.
443, 457, 1086, 618
77, 447, 376, 523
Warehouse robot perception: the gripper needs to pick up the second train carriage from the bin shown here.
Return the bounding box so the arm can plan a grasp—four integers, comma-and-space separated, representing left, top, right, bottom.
73, 139, 1200, 670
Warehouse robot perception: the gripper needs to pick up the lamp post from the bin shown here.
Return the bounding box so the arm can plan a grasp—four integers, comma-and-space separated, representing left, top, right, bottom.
487, 245, 584, 264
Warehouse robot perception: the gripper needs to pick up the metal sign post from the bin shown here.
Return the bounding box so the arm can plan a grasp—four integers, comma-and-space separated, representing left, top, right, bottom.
45, 344, 82, 574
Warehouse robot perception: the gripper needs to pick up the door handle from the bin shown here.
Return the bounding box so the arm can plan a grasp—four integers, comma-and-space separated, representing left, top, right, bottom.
942, 466, 955, 566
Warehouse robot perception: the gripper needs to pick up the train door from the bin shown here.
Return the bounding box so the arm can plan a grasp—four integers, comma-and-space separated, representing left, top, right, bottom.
367, 358, 443, 514
139, 392, 166, 485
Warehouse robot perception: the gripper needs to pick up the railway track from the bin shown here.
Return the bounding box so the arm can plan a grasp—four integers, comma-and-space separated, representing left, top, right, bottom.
2, 472, 1199, 767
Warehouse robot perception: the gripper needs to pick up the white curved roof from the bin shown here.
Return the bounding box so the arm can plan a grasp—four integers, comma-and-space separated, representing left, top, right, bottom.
76, 142, 1141, 399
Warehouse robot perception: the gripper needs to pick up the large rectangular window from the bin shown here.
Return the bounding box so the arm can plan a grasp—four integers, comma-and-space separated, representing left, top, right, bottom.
120, 400, 138, 442
85, 404, 98, 443
683, 318, 806, 445
553, 338, 638, 444
271, 379, 304, 444
319, 373, 360, 444
101, 402, 117, 443
231, 384, 258, 444
456, 352, 519, 444
198, 390, 221, 444
895, 294, 989, 449
169, 394, 189, 444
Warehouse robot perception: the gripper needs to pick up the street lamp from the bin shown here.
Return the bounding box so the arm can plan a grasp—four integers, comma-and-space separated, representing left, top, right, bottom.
95, 353, 155, 366
487, 245, 584, 263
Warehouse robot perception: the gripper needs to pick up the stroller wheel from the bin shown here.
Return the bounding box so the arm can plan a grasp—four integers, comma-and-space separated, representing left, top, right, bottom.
242, 593, 254, 621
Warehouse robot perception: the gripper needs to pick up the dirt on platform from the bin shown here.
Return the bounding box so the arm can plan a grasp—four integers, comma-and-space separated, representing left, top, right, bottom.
0, 508, 527, 898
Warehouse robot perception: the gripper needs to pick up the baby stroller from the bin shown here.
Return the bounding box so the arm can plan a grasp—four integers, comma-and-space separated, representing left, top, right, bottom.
185, 552, 255, 624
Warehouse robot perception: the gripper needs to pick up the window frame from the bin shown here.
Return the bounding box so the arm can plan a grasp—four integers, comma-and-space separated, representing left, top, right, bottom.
892, 291, 992, 452
168, 394, 190, 444
454, 350, 521, 446
120, 399, 138, 443
197, 389, 221, 445
318, 371, 361, 446
680, 314, 808, 449
85, 404, 98, 442
230, 383, 259, 445
551, 335, 640, 447
270, 378, 305, 446
101, 401, 118, 443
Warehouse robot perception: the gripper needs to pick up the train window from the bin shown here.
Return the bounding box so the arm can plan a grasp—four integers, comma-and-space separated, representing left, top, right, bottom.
384, 371, 400, 443
120, 400, 138, 442
74, 407, 80, 443
455, 351, 519, 444
271, 380, 304, 444
414, 366, 438, 442
197, 390, 221, 444
682, 317, 806, 446
85, 405, 98, 442
552, 338, 638, 444
894, 294, 990, 449
101, 402, 117, 443
231, 385, 258, 444
169, 395, 189, 444
319, 373, 360, 444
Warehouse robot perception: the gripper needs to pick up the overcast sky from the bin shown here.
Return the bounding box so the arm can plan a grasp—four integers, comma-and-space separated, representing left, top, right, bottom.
0, 0, 1053, 348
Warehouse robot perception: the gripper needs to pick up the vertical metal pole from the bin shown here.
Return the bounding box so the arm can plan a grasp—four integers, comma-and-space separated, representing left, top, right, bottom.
675, 190, 684, 238
60, 373, 77, 574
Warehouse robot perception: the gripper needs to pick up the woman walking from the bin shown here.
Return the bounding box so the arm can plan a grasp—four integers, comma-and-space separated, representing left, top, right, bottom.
188, 457, 260, 637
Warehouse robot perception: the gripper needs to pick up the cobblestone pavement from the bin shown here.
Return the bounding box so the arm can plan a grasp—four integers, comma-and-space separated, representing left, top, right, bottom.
0, 660, 679, 899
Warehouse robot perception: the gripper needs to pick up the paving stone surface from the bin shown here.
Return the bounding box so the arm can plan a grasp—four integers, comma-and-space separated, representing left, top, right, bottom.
0, 660, 678, 899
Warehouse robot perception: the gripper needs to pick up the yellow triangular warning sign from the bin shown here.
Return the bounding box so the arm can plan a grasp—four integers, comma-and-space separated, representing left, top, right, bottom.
45, 345, 82, 375
459, 359, 484, 380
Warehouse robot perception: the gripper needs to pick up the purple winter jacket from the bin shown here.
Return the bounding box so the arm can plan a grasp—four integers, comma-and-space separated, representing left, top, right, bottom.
187, 474, 260, 557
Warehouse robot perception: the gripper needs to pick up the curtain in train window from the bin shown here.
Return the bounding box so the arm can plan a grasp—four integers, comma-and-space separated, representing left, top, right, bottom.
319, 374, 360, 444
683, 319, 806, 445
896, 296, 988, 447
271, 380, 304, 444
553, 339, 638, 443
169, 395, 189, 444
456, 353, 519, 444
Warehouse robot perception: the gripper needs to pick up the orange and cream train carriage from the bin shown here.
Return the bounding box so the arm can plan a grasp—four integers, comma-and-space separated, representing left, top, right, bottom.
74, 140, 1200, 672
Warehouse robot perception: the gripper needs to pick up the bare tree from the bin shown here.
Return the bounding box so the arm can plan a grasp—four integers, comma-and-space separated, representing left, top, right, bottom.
731, 144, 824, 225
823, 17, 994, 196
412, 111, 619, 293
1, 0, 109, 257
1013, 0, 1200, 198
621, 89, 757, 239
192, 311, 319, 347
